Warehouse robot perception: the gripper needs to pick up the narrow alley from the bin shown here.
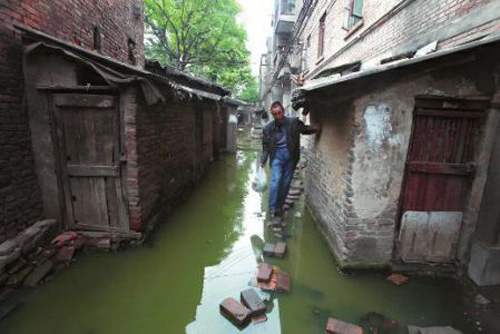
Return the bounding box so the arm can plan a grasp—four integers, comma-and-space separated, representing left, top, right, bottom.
0, 132, 479, 334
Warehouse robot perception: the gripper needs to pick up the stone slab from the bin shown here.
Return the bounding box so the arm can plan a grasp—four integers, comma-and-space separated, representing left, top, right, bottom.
0, 248, 21, 274
399, 211, 462, 263
468, 241, 500, 286
274, 242, 287, 258
6, 258, 27, 275
275, 272, 291, 293
6, 265, 33, 287
220, 297, 251, 328
33, 219, 57, 230
326, 317, 363, 334
240, 288, 266, 316
263, 243, 276, 257
257, 263, 273, 283
24, 260, 54, 287
0, 240, 18, 256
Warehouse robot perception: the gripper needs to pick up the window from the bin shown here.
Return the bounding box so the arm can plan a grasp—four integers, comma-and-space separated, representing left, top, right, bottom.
93, 26, 101, 51
318, 13, 326, 58
343, 0, 363, 30
303, 35, 311, 72
128, 38, 137, 65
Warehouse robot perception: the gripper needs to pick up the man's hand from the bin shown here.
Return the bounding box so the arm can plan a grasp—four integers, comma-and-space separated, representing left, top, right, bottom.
314, 122, 322, 133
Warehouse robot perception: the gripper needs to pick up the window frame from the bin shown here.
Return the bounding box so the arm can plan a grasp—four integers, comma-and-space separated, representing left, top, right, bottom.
343, 0, 364, 32
318, 13, 326, 59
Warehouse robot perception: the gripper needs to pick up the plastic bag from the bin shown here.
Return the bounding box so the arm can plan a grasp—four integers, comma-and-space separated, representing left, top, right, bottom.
252, 164, 267, 193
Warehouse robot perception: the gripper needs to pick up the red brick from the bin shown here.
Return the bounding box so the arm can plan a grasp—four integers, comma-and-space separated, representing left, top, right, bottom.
326, 317, 363, 334
274, 242, 287, 258
240, 288, 266, 316
257, 263, 273, 283
275, 272, 291, 293
219, 297, 251, 328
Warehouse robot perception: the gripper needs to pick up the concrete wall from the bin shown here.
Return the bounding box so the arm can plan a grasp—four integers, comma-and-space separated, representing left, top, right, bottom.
305, 58, 499, 268
468, 111, 500, 285
0, 0, 144, 241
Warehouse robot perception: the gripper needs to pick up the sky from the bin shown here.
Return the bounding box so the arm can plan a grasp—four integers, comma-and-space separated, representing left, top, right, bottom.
237, 0, 274, 77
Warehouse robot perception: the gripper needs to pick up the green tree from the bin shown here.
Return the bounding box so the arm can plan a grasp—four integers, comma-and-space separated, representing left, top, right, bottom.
144, 0, 257, 101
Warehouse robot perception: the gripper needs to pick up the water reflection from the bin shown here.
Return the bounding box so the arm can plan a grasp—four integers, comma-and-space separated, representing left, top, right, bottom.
186, 156, 282, 333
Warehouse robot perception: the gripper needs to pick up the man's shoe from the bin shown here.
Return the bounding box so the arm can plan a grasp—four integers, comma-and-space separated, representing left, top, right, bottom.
267, 215, 282, 227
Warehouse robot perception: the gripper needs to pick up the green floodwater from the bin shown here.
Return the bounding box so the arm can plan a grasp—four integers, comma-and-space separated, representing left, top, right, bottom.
0, 133, 477, 334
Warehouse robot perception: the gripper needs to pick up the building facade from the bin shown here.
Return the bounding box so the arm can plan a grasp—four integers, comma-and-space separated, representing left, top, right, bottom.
260, 0, 500, 284
0, 0, 144, 243
259, 0, 304, 116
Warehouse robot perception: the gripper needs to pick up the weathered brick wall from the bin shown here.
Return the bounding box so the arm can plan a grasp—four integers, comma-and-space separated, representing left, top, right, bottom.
303, 0, 494, 79
305, 58, 494, 268
304, 103, 355, 263
0, 0, 144, 66
0, 1, 144, 239
132, 95, 216, 231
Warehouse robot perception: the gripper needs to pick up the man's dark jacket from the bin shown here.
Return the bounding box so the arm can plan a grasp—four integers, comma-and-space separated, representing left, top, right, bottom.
260, 116, 317, 167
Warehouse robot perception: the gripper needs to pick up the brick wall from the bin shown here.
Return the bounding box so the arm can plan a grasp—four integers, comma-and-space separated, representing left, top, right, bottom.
129, 93, 217, 231
304, 55, 495, 267
304, 101, 358, 264
0, 1, 144, 240
302, 0, 495, 79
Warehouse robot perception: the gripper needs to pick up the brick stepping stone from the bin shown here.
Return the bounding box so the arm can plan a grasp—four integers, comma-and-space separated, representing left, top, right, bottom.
275, 272, 291, 293
263, 243, 275, 257
263, 242, 287, 258
326, 317, 363, 334
240, 288, 266, 316
274, 242, 287, 258
257, 263, 273, 283
220, 297, 251, 328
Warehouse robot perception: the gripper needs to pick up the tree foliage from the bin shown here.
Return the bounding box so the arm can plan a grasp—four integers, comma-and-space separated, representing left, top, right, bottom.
144, 0, 257, 101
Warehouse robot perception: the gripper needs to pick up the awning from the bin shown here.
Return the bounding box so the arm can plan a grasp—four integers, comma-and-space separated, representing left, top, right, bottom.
18, 25, 229, 105
299, 31, 500, 93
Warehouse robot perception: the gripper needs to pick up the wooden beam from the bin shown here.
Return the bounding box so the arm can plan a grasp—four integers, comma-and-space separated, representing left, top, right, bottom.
409, 162, 474, 176
67, 165, 119, 177
54, 94, 115, 108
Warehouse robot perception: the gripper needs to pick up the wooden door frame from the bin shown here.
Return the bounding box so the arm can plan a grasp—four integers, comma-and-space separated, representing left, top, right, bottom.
47, 88, 129, 233
394, 95, 489, 257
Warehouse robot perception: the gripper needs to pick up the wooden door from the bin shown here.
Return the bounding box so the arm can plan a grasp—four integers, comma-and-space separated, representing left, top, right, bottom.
53, 94, 128, 232
398, 98, 484, 263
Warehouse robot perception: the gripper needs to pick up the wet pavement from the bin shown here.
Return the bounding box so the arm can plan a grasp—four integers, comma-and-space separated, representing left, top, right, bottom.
0, 133, 481, 334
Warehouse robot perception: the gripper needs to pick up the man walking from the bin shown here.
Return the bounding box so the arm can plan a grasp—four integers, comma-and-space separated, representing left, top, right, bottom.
260, 101, 319, 222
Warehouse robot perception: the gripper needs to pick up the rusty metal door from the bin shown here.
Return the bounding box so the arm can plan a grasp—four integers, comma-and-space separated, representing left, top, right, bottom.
53, 94, 128, 232
398, 97, 484, 263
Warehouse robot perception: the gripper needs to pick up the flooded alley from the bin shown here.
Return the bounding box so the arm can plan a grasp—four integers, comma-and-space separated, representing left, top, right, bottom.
0, 133, 478, 334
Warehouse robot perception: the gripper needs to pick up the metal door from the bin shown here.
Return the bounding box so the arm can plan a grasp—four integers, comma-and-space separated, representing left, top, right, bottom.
398, 97, 484, 263
53, 94, 128, 232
